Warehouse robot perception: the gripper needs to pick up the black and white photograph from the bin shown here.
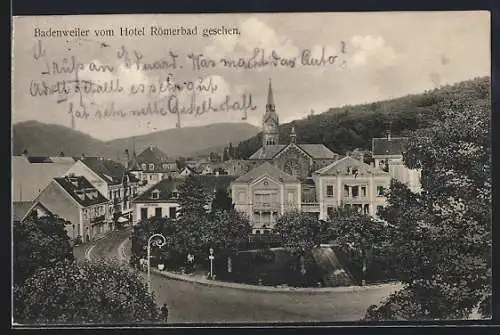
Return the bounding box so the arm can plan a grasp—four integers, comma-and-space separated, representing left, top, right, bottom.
11, 11, 491, 326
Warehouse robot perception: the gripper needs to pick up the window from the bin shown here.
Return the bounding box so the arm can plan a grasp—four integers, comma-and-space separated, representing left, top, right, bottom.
155, 207, 162, 217
344, 185, 349, 197
376, 186, 385, 196
140, 208, 148, 220
363, 204, 370, 215
151, 190, 160, 199
352, 168, 358, 176
239, 192, 245, 202
361, 186, 367, 197
287, 192, 294, 203
149, 164, 154, 170
326, 185, 334, 197
162, 163, 168, 170
141, 163, 147, 170
352, 186, 359, 198
169, 207, 177, 218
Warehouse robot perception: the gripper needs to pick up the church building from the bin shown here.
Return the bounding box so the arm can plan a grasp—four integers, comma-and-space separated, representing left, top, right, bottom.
248, 80, 339, 180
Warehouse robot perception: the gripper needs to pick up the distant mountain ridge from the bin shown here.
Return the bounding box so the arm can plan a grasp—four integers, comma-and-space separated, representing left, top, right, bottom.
12, 121, 260, 159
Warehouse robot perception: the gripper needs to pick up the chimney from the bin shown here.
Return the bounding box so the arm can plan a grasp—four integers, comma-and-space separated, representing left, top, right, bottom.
81, 153, 85, 160
59, 151, 65, 157
22, 149, 28, 157
387, 131, 391, 141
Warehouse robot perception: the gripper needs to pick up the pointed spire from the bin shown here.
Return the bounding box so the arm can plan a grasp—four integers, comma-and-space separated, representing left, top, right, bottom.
267, 78, 275, 106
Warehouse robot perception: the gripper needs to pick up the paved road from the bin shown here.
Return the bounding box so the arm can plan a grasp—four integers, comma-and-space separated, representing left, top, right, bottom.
74, 229, 401, 323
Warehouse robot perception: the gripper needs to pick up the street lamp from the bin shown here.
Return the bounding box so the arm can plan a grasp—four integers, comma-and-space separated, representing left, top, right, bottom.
209, 247, 215, 279
147, 233, 167, 294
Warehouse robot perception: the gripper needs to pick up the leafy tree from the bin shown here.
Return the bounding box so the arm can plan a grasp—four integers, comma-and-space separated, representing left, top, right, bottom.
325, 207, 391, 286
14, 260, 160, 325
176, 175, 210, 220
366, 98, 491, 320
211, 188, 233, 212
273, 211, 322, 254
13, 216, 74, 287
205, 210, 251, 253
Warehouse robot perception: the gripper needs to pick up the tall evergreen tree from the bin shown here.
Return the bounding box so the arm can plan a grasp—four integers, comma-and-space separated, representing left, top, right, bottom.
176, 176, 209, 220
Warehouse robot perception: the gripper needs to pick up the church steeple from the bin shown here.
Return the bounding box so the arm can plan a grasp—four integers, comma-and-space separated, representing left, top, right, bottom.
262, 79, 280, 147
290, 126, 297, 144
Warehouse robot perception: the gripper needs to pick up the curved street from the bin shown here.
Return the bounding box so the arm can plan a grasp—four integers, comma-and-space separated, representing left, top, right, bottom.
74, 229, 401, 324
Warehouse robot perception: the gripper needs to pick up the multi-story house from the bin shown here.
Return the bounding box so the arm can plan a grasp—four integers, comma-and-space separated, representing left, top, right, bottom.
372, 135, 421, 193
27, 175, 109, 243
132, 178, 181, 224
64, 157, 139, 225
231, 162, 301, 234
312, 156, 391, 220
128, 146, 178, 190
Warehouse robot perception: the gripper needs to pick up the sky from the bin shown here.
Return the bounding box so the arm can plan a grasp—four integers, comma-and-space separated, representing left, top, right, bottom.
12, 11, 490, 141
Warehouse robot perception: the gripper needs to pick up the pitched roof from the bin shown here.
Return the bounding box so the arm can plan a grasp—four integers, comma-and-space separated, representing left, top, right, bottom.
54, 176, 109, 206
12, 156, 75, 202
249, 144, 338, 160
372, 137, 408, 156
248, 145, 286, 160
233, 162, 299, 183
299, 144, 338, 159
134, 178, 182, 203
81, 157, 139, 185
314, 156, 389, 177
12, 201, 34, 221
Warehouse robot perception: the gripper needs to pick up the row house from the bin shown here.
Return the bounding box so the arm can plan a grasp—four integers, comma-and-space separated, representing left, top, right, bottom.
26, 175, 109, 243
64, 157, 139, 225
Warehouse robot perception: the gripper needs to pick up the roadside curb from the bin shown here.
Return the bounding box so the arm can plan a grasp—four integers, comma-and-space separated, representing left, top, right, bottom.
151, 268, 403, 294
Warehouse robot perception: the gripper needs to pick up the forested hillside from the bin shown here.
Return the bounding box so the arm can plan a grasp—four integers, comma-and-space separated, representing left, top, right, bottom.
235, 76, 490, 158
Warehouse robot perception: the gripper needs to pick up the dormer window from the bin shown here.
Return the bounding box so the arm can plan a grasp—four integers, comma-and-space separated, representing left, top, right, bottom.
149, 164, 154, 170
151, 189, 160, 199
172, 189, 179, 198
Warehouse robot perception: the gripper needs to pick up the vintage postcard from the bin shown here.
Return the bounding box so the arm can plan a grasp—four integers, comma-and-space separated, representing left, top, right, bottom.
11, 11, 491, 326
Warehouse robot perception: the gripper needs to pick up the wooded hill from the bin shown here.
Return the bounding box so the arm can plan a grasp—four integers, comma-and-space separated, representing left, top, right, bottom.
234, 76, 490, 159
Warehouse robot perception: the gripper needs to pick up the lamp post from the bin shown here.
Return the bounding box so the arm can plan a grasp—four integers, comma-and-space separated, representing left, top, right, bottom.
147, 233, 167, 295
209, 248, 215, 279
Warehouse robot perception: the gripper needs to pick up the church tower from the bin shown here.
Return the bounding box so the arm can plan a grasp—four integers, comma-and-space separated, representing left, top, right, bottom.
262, 79, 280, 147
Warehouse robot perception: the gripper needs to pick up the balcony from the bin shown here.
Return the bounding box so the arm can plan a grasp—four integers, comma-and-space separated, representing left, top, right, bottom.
252, 202, 280, 211
301, 202, 320, 212
90, 214, 106, 224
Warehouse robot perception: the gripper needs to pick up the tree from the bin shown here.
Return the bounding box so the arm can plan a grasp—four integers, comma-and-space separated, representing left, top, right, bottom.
205, 210, 251, 253
176, 175, 210, 220
273, 211, 322, 254
211, 188, 233, 212
325, 207, 390, 286
366, 98, 491, 320
14, 260, 160, 324
13, 216, 74, 287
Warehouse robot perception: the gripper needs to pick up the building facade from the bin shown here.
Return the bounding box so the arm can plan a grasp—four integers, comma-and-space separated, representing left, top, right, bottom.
372, 135, 421, 193
132, 178, 181, 224
28, 176, 109, 242
128, 145, 178, 190
64, 157, 139, 225
231, 162, 301, 234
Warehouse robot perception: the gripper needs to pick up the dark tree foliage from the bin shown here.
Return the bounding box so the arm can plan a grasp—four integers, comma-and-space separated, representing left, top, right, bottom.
365, 94, 491, 320
13, 216, 74, 287
211, 188, 233, 212
14, 260, 160, 325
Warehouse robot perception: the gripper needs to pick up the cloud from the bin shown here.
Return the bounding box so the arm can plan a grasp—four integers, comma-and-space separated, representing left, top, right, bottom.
349, 35, 399, 68
204, 17, 299, 59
